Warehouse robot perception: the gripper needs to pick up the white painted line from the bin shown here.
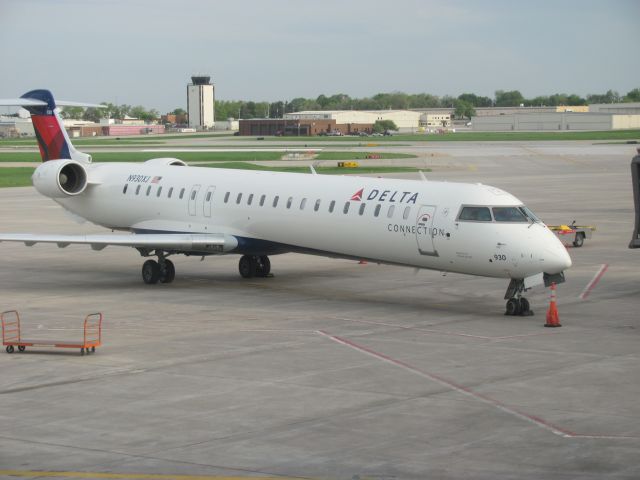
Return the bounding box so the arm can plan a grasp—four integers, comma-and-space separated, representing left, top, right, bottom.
141, 148, 322, 153
579, 264, 609, 300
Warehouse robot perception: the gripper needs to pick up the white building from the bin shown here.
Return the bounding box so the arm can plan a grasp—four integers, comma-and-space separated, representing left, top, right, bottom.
187, 75, 215, 130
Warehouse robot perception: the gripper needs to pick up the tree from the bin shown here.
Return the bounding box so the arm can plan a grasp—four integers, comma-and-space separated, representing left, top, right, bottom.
454, 100, 476, 120
60, 106, 84, 119
458, 93, 492, 107
373, 120, 398, 133
495, 90, 525, 107
172, 108, 186, 116
624, 88, 640, 102
83, 107, 103, 123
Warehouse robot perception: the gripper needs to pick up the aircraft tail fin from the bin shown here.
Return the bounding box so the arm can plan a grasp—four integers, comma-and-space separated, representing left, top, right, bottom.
0, 90, 96, 163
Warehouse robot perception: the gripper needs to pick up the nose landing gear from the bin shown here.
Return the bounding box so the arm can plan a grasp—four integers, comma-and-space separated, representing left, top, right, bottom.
504, 279, 533, 316
238, 255, 272, 278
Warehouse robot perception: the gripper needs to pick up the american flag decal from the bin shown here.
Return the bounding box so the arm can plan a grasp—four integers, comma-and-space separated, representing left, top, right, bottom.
151, 176, 163, 184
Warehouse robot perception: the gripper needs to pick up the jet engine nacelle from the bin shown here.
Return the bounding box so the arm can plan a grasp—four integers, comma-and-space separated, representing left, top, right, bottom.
32, 159, 88, 198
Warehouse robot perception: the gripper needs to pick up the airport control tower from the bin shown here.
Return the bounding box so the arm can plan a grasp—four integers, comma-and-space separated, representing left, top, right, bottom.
187, 75, 214, 130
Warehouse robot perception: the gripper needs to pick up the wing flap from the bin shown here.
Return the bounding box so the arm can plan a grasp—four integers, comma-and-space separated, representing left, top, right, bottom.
0, 233, 238, 254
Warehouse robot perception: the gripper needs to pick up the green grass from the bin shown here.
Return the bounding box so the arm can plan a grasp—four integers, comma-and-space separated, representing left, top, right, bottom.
0, 151, 416, 163
198, 162, 424, 175
0, 167, 35, 187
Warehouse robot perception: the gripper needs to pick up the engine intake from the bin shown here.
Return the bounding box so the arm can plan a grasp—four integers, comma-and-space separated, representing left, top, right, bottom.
32, 160, 88, 198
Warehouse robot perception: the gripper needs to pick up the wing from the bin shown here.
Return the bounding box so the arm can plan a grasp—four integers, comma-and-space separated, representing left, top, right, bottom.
0, 233, 238, 254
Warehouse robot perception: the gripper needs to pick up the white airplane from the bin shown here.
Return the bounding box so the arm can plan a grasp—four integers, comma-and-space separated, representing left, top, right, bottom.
0, 90, 571, 315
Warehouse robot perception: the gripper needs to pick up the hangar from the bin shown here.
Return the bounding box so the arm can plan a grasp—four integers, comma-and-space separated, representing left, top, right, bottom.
472, 111, 640, 131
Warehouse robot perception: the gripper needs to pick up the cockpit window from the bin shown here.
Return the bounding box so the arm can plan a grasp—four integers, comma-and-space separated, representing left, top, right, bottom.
493, 207, 528, 222
520, 206, 541, 223
459, 206, 492, 222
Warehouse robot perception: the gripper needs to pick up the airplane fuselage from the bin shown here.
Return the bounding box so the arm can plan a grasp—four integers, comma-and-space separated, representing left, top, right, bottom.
55, 161, 570, 280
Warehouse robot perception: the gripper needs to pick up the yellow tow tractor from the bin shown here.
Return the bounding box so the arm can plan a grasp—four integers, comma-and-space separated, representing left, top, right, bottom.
549, 221, 596, 248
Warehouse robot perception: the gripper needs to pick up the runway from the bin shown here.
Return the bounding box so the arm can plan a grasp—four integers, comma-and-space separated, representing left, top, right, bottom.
0, 140, 639, 479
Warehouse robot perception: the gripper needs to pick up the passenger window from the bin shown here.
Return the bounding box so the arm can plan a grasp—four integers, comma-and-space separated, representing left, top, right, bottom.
329, 200, 335, 213
123, 184, 128, 194
168, 187, 173, 198
374, 204, 381, 217
236, 193, 242, 204
248, 194, 253, 205
273, 196, 279, 207
179, 188, 185, 199
493, 207, 528, 222
206, 191, 212, 202
146, 185, 152, 196
224, 192, 230, 203
157, 186, 162, 197
459, 206, 492, 222
260, 194, 266, 206
343, 202, 350, 214
387, 205, 395, 218
287, 196, 293, 209
136, 185, 141, 195
300, 198, 307, 210
314, 199, 321, 211
191, 190, 197, 200
403, 206, 410, 220
359, 203, 366, 215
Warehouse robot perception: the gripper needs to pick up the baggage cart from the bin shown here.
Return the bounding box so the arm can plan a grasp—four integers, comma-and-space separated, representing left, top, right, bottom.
2, 310, 102, 355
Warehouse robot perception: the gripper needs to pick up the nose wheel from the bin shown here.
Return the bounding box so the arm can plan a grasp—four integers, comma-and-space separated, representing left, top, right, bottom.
504, 279, 534, 316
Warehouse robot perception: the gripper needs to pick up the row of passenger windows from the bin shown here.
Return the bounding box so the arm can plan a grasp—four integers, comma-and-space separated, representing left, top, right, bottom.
122, 183, 413, 219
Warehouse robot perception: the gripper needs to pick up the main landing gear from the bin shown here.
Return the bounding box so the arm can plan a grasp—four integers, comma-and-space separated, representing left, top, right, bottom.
504, 279, 533, 316
141, 251, 175, 285
238, 255, 272, 279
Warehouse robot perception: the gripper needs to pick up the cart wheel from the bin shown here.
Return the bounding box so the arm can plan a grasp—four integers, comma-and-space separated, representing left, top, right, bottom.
6, 345, 14, 353
573, 233, 585, 248
91, 346, 96, 353
18, 345, 26, 352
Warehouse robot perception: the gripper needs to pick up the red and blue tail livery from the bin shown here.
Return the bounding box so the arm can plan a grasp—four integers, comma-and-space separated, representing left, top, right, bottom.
20, 90, 72, 162
0, 89, 97, 163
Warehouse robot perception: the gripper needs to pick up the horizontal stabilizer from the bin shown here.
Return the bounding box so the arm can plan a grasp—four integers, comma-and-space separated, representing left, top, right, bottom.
0, 98, 105, 108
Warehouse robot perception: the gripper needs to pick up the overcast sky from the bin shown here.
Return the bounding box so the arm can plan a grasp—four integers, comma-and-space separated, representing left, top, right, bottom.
1, 0, 638, 112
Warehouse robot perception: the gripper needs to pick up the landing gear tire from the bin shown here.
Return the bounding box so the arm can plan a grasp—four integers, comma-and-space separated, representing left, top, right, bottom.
239, 255, 257, 278
160, 259, 175, 284
142, 259, 161, 284
256, 255, 271, 277
573, 233, 585, 248
505, 298, 521, 316
519, 297, 533, 316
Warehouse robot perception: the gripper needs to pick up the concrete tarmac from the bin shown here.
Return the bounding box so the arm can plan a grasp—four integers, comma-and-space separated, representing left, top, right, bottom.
0, 140, 639, 479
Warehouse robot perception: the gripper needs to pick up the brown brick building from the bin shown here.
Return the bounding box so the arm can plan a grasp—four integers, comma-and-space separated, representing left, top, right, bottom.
239, 118, 373, 136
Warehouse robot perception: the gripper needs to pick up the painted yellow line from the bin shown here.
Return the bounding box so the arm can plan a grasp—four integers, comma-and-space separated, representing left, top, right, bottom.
0, 472, 306, 480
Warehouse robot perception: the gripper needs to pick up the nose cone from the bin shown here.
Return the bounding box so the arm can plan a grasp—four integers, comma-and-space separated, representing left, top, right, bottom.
544, 242, 572, 273
540, 227, 572, 273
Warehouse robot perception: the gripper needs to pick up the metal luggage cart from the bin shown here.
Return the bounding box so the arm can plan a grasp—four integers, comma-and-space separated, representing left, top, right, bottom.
2, 310, 102, 355
549, 222, 595, 248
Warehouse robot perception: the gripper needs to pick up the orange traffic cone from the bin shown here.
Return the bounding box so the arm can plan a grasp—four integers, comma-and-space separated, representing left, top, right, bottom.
544, 282, 562, 327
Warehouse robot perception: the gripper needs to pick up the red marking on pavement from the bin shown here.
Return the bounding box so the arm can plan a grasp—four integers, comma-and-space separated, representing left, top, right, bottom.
579, 264, 609, 300
316, 330, 638, 440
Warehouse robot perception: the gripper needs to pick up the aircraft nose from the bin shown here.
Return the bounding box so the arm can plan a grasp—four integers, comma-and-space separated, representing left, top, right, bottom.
543, 238, 572, 273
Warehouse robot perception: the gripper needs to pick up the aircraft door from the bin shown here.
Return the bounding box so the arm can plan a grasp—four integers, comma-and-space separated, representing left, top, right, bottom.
203, 185, 216, 217
416, 205, 439, 256
188, 184, 201, 216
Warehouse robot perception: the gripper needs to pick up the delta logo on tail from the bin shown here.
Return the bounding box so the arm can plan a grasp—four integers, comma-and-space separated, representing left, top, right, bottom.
350, 188, 419, 204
